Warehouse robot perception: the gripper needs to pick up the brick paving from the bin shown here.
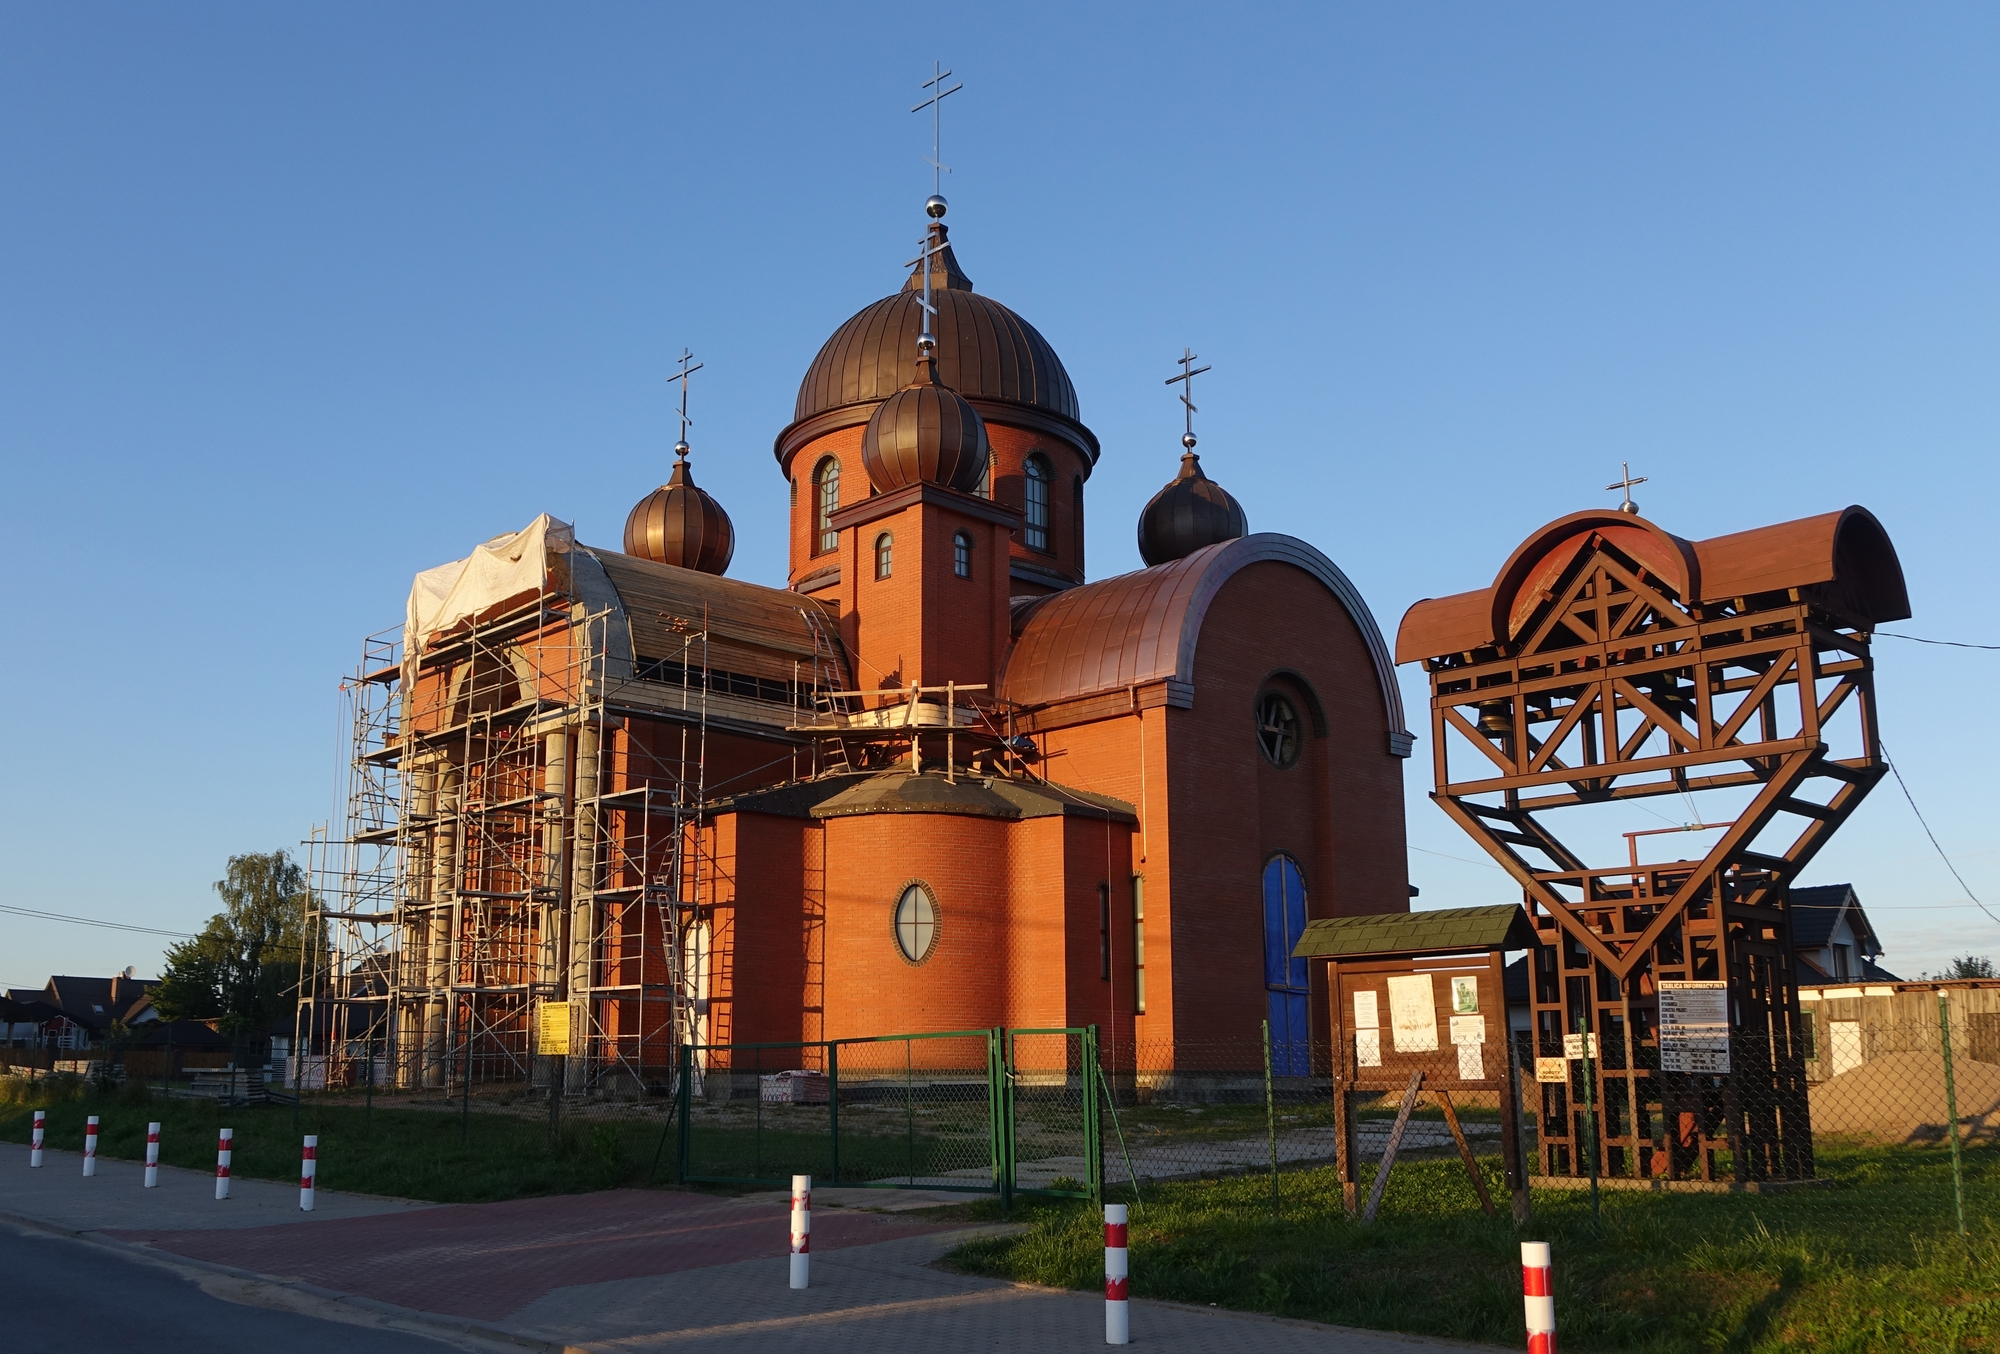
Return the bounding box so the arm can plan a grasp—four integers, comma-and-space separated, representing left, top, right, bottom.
105, 1188, 951, 1320
4, 1140, 1503, 1351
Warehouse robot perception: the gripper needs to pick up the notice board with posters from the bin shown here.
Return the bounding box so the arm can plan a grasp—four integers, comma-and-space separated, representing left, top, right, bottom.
1293, 904, 1538, 1222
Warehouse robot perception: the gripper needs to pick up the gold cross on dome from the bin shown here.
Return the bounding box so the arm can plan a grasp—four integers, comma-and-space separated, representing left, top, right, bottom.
1164, 348, 1211, 447
1605, 460, 1648, 514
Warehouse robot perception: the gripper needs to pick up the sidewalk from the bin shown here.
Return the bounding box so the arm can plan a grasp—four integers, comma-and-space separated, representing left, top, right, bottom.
1, 1142, 1502, 1352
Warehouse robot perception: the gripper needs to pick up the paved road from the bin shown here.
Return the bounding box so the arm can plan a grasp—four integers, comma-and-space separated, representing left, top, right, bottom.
0, 1219, 480, 1354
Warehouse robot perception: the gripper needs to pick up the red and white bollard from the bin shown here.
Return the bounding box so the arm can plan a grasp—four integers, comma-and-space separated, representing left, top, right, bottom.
83, 1116, 99, 1177
215, 1128, 233, 1200
144, 1122, 161, 1187
788, 1174, 810, 1289
1521, 1241, 1556, 1354
30, 1110, 44, 1167
1105, 1203, 1130, 1345
299, 1135, 317, 1211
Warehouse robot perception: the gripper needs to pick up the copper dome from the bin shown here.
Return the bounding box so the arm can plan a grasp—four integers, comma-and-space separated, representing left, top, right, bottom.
790, 222, 1079, 427
1136, 451, 1248, 566
861, 356, 990, 494
623, 456, 735, 575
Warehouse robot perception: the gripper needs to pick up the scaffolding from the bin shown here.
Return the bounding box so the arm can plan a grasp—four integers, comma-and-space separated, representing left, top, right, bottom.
297, 587, 725, 1099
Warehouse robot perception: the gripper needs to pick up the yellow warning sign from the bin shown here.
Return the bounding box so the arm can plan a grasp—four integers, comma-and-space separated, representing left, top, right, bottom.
538, 1000, 578, 1056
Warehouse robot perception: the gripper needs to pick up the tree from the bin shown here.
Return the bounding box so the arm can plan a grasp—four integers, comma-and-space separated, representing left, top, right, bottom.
1943, 954, 1996, 980
155, 850, 319, 1040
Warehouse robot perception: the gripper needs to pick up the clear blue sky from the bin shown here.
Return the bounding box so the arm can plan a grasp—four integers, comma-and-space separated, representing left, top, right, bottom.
4, 5, 1996, 989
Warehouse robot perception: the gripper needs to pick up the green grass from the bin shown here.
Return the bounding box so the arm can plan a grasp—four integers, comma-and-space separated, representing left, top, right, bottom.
0, 1078, 673, 1202
949, 1140, 2000, 1352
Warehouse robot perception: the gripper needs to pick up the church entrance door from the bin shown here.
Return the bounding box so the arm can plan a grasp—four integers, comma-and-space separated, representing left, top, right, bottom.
1263, 854, 1310, 1074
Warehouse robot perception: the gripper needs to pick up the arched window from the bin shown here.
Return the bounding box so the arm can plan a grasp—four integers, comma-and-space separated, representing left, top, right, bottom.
975, 454, 991, 500
1024, 454, 1051, 551
1262, 855, 1310, 1075
953, 531, 973, 579
1072, 476, 1084, 566
875, 532, 893, 580
814, 458, 840, 555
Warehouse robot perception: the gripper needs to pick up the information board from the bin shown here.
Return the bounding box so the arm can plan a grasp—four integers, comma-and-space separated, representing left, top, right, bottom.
1657, 980, 1731, 1073
538, 999, 578, 1056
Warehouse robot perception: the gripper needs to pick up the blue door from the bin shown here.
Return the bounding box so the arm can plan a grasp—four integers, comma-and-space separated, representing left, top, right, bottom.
1262, 855, 1311, 1075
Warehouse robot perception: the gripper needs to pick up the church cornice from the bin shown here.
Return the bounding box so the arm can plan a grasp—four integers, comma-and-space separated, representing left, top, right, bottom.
776, 397, 1100, 479
827, 480, 1024, 534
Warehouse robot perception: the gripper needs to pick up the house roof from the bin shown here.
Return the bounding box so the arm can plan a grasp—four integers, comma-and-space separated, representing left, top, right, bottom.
717, 769, 1136, 824
41, 975, 158, 1030
1292, 904, 1536, 960
1790, 883, 1884, 955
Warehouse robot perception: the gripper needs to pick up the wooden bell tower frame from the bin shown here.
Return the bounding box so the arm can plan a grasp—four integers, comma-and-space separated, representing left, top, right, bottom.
1397, 506, 1908, 1184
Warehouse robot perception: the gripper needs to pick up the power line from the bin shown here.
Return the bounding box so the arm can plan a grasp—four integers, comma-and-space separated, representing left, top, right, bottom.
1878, 632, 2000, 652
1411, 844, 1508, 872
1880, 742, 2000, 932
0, 904, 196, 941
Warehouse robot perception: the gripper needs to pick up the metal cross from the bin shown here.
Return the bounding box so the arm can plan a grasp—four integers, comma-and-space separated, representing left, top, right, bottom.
905, 233, 947, 350
912, 62, 962, 197
1164, 348, 1211, 448
1605, 460, 1648, 513
670, 348, 702, 456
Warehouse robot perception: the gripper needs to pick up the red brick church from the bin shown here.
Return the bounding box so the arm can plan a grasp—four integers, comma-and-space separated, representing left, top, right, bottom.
382, 198, 1413, 1088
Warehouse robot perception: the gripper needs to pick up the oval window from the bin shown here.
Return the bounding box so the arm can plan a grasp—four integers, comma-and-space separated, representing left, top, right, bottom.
1257, 691, 1301, 768
894, 883, 939, 963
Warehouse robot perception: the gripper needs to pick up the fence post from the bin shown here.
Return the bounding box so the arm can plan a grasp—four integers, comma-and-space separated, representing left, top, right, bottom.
996, 1028, 1014, 1215
1263, 1019, 1280, 1220
676, 1042, 693, 1184
1083, 1025, 1103, 1206
1940, 992, 1969, 1242
827, 1041, 841, 1185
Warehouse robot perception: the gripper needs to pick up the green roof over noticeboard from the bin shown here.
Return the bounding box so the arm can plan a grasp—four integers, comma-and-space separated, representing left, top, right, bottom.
1291, 904, 1536, 960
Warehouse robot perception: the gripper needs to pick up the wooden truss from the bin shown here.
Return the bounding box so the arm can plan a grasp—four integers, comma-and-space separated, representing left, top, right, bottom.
1421, 535, 1882, 1182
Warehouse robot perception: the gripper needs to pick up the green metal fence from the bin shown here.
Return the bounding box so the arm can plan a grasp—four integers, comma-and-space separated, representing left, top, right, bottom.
675, 1026, 1101, 1202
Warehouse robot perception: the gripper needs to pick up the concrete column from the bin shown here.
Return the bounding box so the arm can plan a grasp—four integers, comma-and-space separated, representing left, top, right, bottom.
400, 761, 437, 1089
567, 724, 601, 1093
425, 763, 459, 1089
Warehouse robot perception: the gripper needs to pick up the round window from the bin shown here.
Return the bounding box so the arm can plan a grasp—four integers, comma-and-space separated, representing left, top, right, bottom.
894, 883, 939, 963
1257, 691, 1302, 768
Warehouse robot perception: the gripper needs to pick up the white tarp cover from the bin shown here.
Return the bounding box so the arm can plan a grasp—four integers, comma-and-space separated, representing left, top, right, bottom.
405, 513, 575, 663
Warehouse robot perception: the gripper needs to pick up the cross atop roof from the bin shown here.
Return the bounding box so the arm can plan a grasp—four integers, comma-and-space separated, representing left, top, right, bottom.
912, 62, 962, 198
670, 348, 702, 458
1164, 348, 1211, 449
1606, 460, 1647, 514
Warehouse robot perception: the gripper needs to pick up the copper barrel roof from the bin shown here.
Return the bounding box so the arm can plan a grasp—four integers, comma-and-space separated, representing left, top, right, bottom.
1001, 533, 1410, 752
778, 222, 1087, 468
1394, 505, 1910, 663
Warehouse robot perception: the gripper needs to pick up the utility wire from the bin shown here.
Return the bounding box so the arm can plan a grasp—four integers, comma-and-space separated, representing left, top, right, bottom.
1878, 632, 2000, 651
0, 904, 197, 940
1880, 742, 2000, 932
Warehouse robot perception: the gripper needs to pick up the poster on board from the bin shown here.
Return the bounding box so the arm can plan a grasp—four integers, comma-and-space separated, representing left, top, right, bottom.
1356, 1029, 1382, 1067
1658, 979, 1731, 1073
1386, 974, 1439, 1052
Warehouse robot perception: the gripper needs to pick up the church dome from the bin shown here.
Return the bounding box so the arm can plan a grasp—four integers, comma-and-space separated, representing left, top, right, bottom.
790, 221, 1079, 427
623, 454, 735, 575
1136, 450, 1248, 566
861, 356, 990, 493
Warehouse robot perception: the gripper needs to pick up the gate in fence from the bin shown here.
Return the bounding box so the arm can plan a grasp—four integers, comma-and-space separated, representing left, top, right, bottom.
675, 1026, 1101, 1205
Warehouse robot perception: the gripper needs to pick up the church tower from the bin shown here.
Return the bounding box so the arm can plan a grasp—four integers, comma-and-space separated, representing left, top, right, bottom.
774, 199, 1098, 695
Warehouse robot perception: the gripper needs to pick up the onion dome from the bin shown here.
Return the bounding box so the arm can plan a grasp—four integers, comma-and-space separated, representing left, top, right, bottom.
861, 355, 990, 493
788, 219, 1080, 428
1136, 448, 1248, 566
622, 451, 735, 575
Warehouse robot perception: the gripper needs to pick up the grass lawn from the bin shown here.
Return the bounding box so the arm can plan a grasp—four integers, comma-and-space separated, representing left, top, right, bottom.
948, 1139, 2000, 1352
0, 1079, 674, 1202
